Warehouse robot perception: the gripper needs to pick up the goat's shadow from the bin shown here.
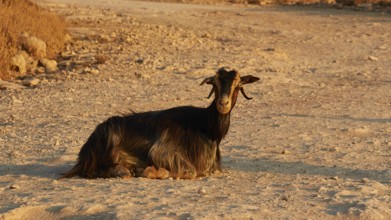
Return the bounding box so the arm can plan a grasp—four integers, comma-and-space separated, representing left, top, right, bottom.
2, 152, 389, 183
222, 152, 391, 183
0, 163, 70, 179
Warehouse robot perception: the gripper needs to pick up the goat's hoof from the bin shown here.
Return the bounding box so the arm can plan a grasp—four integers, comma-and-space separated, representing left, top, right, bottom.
143, 166, 157, 179
120, 174, 132, 179
110, 165, 132, 178
143, 166, 170, 179
156, 168, 170, 179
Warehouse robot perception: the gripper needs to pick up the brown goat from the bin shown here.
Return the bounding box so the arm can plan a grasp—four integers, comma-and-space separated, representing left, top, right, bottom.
60, 68, 260, 179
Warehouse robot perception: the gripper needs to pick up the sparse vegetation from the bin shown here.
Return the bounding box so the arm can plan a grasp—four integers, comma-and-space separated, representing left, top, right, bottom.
0, 0, 68, 80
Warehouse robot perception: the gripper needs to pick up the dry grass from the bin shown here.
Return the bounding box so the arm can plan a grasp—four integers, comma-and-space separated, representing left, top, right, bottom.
0, 0, 68, 80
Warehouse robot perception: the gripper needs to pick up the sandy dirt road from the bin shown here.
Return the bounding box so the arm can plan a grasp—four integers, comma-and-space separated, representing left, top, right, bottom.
1, 0, 390, 219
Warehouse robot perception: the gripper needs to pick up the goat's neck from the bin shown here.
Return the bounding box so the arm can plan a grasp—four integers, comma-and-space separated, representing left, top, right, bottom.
207, 100, 231, 144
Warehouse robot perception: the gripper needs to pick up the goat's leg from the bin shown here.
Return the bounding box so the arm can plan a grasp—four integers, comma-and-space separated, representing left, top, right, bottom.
148, 147, 197, 179
90, 116, 138, 178
112, 165, 133, 178
98, 164, 132, 179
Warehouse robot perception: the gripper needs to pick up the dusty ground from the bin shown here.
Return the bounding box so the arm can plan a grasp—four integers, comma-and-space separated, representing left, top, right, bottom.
1, 0, 390, 219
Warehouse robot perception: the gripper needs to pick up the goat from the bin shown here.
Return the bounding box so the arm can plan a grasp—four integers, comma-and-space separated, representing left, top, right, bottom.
60, 67, 260, 179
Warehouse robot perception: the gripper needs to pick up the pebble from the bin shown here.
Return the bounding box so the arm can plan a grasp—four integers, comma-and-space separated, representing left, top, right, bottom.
330, 176, 339, 180
11, 54, 27, 74
10, 184, 20, 190
83, 67, 92, 74
12, 96, 23, 104
39, 58, 58, 73
90, 69, 99, 74
198, 188, 207, 195
281, 195, 289, 201
0, 80, 23, 90
318, 186, 327, 192
201, 33, 211, 38
377, 45, 387, 50
368, 56, 378, 61
22, 78, 40, 86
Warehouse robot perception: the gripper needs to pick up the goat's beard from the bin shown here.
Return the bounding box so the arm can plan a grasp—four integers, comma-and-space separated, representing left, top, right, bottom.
216, 104, 231, 114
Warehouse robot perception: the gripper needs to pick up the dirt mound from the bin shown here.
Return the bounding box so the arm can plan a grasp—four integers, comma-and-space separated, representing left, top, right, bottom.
0, 0, 68, 80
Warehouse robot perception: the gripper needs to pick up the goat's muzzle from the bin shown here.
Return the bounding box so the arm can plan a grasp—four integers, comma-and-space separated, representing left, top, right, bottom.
216, 95, 231, 114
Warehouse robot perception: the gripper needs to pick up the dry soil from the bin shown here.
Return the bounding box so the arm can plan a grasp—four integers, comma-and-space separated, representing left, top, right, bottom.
0, 0, 390, 219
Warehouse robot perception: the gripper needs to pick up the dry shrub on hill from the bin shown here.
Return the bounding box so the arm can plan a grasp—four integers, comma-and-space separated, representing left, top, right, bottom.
0, 0, 68, 80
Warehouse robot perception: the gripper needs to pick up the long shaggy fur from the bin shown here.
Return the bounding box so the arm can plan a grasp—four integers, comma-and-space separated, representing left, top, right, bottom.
60, 68, 259, 179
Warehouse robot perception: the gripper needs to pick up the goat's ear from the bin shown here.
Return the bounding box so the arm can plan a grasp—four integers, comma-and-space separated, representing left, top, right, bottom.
200, 77, 214, 86
241, 75, 260, 85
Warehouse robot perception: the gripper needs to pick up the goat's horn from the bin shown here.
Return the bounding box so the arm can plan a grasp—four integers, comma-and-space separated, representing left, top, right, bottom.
206, 88, 214, 99
200, 77, 214, 85
240, 88, 253, 100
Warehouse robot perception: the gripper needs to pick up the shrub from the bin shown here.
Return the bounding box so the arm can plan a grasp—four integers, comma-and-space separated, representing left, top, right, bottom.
0, 0, 68, 79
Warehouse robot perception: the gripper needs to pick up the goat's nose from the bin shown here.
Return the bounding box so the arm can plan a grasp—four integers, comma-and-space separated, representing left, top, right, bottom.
219, 96, 229, 106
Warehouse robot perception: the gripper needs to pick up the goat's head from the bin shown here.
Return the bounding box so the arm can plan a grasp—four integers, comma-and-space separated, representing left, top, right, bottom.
200, 67, 260, 114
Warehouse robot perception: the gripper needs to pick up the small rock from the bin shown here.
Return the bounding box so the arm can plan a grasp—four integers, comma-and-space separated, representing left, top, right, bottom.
21, 35, 47, 59
83, 67, 91, 74
39, 59, 58, 73
330, 147, 339, 152
0, 80, 23, 90
318, 186, 327, 192
201, 33, 211, 38
12, 96, 23, 104
281, 150, 289, 154
377, 45, 387, 50
125, 36, 132, 43
10, 184, 20, 190
22, 78, 40, 87
35, 67, 45, 74
198, 188, 207, 195
10, 54, 27, 74
330, 176, 339, 180
368, 56, 378, 61
281, 195, 289, 201
57, 61, 73, 70
264, 48, 276, 51
90, 69, 99, 74
98, 34, 111, 43
166, 189, 176, 194
319, 82, 326, 88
